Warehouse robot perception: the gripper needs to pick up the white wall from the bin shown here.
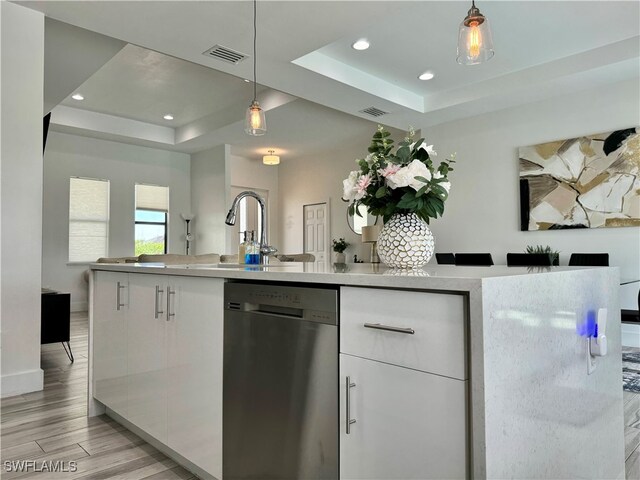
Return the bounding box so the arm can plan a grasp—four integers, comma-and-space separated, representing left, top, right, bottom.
228, 153, 280, 253
420, 78, 640, 346
420, 78, 640, 280
0, 2, 45, 397
42, 132, 191, 311
278, 139, 374, 261
191, 145, 229, 255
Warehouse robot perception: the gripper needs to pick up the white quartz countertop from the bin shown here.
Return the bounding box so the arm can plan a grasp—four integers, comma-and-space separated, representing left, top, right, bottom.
91, 262, 611, 293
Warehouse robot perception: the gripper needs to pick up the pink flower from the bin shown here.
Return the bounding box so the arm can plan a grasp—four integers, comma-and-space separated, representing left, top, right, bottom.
378, 164, 401, 178
354, 174, 372, 199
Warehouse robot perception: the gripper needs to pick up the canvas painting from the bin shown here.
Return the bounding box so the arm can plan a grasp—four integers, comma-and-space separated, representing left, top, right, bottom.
519, 128, 640, 231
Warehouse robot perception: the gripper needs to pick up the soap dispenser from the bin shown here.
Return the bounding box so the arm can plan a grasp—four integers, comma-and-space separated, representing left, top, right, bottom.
238, 231, 249, 265
246, 231, 260, 265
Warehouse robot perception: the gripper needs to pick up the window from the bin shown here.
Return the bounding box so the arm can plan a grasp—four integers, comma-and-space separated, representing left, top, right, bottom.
69, 177, 110, 262
135, 184, 169, 256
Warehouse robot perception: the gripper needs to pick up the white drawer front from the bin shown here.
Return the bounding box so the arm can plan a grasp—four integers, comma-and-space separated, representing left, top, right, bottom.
340, 287, 467, 380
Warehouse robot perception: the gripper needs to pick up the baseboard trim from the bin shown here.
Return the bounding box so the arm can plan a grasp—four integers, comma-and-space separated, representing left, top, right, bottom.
71, 301, 87, 312
1, 368, 44, 398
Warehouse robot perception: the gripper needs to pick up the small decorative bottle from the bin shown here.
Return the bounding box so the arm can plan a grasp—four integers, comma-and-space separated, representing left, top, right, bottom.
238, 231, 249, 265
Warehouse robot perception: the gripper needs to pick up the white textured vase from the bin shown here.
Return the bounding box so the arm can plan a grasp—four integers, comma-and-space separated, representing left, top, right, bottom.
377, 213, 435, 269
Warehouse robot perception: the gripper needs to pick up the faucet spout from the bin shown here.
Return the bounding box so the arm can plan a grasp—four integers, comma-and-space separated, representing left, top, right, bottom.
225, 191, 276, 264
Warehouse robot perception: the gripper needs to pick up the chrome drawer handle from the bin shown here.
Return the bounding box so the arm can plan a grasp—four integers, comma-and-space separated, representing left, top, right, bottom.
364, 323, 415, 335
166, 287, 175, 320
154, 285, 164, 319
346, 376, 356, 434
116, 282, 126, 310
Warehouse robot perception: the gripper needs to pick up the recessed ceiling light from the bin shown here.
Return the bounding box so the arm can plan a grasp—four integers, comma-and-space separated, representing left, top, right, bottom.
163, 114, 174, 120
244, 79, 251, 83
352, 39, 370, 51
418, 71, 435, 81
71, 93, 84, 101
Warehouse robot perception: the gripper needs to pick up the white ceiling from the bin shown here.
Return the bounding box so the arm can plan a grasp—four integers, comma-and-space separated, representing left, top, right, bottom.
61, 44, 259, 128
23, 0, 640, 156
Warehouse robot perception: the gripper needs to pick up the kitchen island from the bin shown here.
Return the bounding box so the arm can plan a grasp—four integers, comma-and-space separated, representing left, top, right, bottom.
88, 262, 624, 480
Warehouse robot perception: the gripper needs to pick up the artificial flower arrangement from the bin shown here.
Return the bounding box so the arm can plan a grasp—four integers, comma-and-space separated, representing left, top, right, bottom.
342, 125, 455, 223
332, 237, 349, 253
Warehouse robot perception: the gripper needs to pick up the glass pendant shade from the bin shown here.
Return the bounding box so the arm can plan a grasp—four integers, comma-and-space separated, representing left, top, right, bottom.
456, 8, 494, 65
263, 150, 280, 165
245, 100, 266, 136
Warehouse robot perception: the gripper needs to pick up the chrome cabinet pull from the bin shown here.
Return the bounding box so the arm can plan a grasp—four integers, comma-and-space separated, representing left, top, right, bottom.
364, 323, 415, 335
116, 281, 126, 310
154, 285, 164, 319
346, 376, 356, 434
166, 287, 175, 320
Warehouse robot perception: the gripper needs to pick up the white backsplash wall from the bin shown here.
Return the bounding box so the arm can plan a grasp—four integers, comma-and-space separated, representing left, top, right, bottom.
42, 132, 191, 311
419, 77, 639, 282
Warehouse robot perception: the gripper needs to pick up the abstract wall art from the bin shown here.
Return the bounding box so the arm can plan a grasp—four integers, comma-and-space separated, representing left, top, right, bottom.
519, 128, 640, 231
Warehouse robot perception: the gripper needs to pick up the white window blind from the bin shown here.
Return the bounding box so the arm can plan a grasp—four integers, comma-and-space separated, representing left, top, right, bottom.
135, 184, 169, 212
69, 177, 110, 262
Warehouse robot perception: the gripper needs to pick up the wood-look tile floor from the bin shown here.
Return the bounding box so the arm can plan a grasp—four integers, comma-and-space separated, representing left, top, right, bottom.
1, 312, 197, 480
2, 314, 639, 479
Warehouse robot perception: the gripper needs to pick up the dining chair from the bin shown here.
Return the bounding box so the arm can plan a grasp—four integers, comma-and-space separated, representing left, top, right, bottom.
435, 253, 455, 265
568, 253, 609, 266
454, 253, 494, 266
506, 253, 553, 267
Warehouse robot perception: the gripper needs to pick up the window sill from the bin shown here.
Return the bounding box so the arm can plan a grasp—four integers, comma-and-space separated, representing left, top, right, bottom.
66, 262, 94, 267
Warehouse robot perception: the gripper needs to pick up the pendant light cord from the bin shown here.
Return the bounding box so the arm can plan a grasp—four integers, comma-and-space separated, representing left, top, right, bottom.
252, 0, 257, 102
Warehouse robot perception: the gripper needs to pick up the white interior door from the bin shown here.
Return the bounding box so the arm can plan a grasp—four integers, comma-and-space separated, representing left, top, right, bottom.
303, 203, 328, 269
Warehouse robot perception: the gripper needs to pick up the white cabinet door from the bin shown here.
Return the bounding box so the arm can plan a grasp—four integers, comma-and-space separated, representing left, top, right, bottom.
92, 271, 128, 416
340, 354, 468, 480
127, 273, 168, 443
167, 276, 224, 479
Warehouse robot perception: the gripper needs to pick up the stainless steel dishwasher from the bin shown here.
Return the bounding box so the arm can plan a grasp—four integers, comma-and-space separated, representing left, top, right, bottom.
223, 282, 338, 480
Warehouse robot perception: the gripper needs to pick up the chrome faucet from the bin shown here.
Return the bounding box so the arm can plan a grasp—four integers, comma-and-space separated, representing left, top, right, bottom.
225, 191, 277, 264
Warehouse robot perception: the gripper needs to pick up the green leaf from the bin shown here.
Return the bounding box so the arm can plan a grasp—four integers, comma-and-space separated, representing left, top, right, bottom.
414, 175, 429, 184
348, 204, 355, 217
396, 146, 410, 161
375, 186, 387, 198
415, 185, 428, 197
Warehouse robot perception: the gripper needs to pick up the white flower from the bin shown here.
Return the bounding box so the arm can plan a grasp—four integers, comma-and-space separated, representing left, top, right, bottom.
433, 172, 451, 193
385, 159, 432, 191
342, 171, 361, 201
409, 141, 437, 157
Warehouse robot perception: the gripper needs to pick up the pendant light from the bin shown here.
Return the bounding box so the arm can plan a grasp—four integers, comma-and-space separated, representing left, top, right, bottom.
456, 0, 494, 65
263, 150, 280, 165
245, 0, 266, 136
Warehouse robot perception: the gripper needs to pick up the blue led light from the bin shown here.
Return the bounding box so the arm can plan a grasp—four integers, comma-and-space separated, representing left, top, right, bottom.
577, 310, 597, 337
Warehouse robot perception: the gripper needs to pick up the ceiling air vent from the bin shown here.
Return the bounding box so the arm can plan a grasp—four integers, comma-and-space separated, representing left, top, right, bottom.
202, 44, 248, 65
359, 107, 388, 118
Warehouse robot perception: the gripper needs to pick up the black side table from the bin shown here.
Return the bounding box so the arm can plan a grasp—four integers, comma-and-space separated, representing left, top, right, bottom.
41, 290, 73, 362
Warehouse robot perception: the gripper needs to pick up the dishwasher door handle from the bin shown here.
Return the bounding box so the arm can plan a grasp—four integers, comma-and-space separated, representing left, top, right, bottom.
364, 323, 415, 335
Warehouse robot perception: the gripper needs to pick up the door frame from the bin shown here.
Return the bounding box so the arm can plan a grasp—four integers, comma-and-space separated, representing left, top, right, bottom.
302, 198, 331, 262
